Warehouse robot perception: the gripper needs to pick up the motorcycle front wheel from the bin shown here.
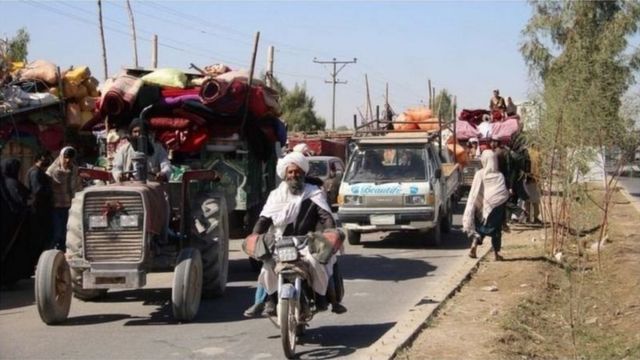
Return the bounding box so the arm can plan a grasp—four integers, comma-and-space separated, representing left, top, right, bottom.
279, 298, 298, 359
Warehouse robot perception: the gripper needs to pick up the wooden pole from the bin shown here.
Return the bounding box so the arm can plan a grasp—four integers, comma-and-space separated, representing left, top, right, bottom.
365, 74, 373, 126
151, 34, 158, 68
97, 0, 108, 80
126, 0, 139, 68
453, 95, 457, 160
428, 79, 432, 109
266, 45, 274, 88
240, 31, 260, 136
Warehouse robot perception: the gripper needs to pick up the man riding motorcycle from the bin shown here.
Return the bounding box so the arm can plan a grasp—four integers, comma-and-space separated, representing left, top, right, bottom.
243, 151, 346, 317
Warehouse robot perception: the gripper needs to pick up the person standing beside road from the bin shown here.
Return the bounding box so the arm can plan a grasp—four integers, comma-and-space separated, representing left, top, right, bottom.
111, 118, 171, 182
524, 144, 542, 224
26, 151, 53, 257
463, 150, 511, 260
47, 146, 81, 252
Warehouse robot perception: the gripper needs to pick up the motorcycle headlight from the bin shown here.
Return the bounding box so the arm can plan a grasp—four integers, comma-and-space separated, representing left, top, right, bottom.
276, 245, 299, 262
88, 215, 108, 229
404, 195, 427, 205
120, 215, 139, 228
344, 195, 363, 205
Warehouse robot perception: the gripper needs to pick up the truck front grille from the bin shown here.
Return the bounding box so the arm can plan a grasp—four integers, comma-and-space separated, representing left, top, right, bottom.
83, 192, 145, 262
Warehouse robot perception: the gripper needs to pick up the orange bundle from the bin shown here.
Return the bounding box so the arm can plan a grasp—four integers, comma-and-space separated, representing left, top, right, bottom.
392, 113, 419, 131
447, 141, 468, 166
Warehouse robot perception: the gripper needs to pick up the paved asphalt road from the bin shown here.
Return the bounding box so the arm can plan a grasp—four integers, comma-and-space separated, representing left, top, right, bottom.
618, 176, 640, 201
1, 203, 475, 360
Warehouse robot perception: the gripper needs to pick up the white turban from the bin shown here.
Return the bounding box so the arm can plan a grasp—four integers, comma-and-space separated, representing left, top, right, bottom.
293, 143, 311, 155
276, 151, 309, 179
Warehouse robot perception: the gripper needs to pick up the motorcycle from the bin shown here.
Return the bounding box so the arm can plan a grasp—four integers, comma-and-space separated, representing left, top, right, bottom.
272, 234, 344, 359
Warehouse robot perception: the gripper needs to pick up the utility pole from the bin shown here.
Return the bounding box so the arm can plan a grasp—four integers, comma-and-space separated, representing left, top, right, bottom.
365, 74, 373, 126
266, 45, 274, 88
97, 0, 108, 80
126, 0, 139, 68
151, 34, 158, 68
313, 57, 357, 130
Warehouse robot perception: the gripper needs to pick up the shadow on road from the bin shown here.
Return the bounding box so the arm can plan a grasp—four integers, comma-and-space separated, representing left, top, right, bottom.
359, 228, 470, 251
116, 284, 255, 326
59, 313, 133, 326
295, 322, 394, 359
0, 278, 34, 311
340, 253, 436, 281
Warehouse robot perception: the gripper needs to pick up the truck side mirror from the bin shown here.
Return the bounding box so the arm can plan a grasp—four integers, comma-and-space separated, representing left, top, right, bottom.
434, 168, 442, 179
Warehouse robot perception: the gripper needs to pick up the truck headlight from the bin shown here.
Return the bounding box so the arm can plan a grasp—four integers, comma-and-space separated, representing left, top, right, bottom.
343, 195, 363, 205
120, 215, 139, 228
405, 195, 427, 205
89, 215, 108, 229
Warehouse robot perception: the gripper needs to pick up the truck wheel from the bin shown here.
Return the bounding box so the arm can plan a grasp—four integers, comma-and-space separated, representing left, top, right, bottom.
65, 195, 84, 260
192, 194, 229, 298
35, 250, 72, 325
440, 201, 453, 234
70, 268, 107, 301
347, 230, 361, 245
172, 247, 203, 322
431, 214, 442, 246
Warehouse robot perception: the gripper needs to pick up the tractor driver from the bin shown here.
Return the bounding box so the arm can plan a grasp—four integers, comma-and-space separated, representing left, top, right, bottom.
112, 118, 171, 182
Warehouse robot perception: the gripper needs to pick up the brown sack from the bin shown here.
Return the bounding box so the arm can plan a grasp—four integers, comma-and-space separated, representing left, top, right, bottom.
80, 111, 93, 126
83, 76, 99, 93
405, 107, 432, 122
19, 60, 59, 85
79, 97, 97, 112
417, 117, 441, 131
63, 79, 78, 98
64, 66, 91, 86
66, 103, 83, 127
75, 84, 88, 99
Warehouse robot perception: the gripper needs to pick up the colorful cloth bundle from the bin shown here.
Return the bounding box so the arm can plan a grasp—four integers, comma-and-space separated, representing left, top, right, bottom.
100, 75, 143, 116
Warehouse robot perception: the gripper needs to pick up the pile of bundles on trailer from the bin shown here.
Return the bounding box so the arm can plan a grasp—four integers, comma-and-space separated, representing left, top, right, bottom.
0, 60, 100, 160
84, 65, 286, 163
456, 109, 520, 143
392, 106, 441, 131
452, 109, 521, 166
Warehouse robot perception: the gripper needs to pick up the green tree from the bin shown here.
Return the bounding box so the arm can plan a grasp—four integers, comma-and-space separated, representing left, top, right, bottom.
261, 73, 326, 132
521, 1, 640, 258
280, 83, 326, 132
1, 28, 30, 62
432, 89, 453, 123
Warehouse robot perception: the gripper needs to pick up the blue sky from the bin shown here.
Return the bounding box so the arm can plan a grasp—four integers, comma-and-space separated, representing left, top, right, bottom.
2, 1, 535, 128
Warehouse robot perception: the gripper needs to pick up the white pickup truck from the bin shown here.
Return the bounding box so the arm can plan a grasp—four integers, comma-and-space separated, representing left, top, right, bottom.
337, 132, 460, 246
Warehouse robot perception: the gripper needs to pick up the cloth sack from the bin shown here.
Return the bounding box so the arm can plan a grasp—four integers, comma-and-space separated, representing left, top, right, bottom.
141, 68, 187, 88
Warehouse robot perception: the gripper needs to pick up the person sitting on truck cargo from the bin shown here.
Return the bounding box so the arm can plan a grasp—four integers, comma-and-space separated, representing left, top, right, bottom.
243, 151, 346, 317
111, 118, 171, 182
489, 89, 506, 112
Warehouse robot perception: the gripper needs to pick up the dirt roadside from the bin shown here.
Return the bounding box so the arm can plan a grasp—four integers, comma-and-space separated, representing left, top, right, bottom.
397, 188, 640, 360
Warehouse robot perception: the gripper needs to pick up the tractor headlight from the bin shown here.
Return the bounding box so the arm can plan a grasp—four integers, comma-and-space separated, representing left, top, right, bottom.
120, 215, 139, 228
88, 215, 108, 229
343, 195, 363, 205
405, 195, 427, 205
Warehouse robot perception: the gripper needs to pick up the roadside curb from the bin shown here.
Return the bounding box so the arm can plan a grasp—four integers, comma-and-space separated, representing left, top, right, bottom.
360, 244, 492, 359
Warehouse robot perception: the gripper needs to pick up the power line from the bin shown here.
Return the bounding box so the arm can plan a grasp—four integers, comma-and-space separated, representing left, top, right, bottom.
313, 57, 357, 130
27, 0, 247, 68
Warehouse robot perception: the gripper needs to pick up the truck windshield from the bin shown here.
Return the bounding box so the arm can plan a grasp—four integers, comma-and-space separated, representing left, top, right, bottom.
308, 160, 328, 178
345, 145, 429, 183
